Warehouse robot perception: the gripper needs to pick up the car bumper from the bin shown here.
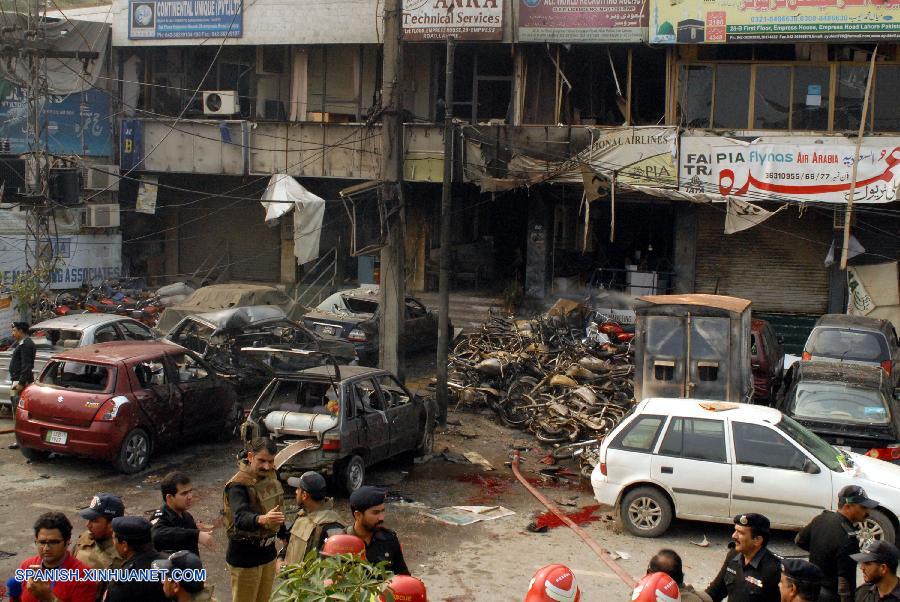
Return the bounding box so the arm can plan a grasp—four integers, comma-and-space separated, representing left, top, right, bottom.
15, 409, 123, 460
0, 379, 13, 407
590, 466, 619, 507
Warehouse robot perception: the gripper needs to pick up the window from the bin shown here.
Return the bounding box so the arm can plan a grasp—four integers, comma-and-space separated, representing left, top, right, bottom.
353, 379, 382, 411
612, 415, 665, 452
874, 65, 900, 131
170, 354, 209, 382
698, 362, 719, 382
134, 360, 167, 387
732, 422, 806, 471
34, 329, 82, 349
654, 361, 675, 381
678, 65, 712, 127
266, 380, 340, 415
713, 65, 750, 129
753, 66, 791, 129
171, 321, 215, 355
791, 384, 890, 425
792, 67, 830, 130
119, 321, 153, 341
375, 375, 410, 408
659, 418, 727, 462
775, 415, 844, 472
93, 325, 120, 344
40, 361, 112, 392
807, 328, 887, 362
834, 65, 868, 131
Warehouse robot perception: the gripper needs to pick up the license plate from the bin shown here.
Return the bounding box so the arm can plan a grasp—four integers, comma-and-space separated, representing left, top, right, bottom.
320, 326, 336, 336
45, 430, 67, 445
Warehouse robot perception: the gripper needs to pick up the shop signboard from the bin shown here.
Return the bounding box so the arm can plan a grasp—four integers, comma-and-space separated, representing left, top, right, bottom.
128, 0, 243, 40
649, 0, 900, 44
518, 0, 647, 43
0, 235, 122, 290
403, 0, 504, 40
680, 135, 900, 204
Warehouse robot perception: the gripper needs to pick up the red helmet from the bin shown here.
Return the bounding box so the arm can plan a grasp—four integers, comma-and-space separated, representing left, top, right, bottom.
320, 534, 366, 560
631, 572, 680, 602
524, 564, 581, 602
378, 575, 428, 602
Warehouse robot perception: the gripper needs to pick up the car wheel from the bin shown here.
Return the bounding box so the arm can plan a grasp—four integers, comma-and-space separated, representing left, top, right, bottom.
620, 487, 673, 538
219, 402, 243, 442
340, 455, 366, 494
416, 427, 434, 457
19, 446, 50, 462
114, 429, 151, 474
857, 509, 896, 547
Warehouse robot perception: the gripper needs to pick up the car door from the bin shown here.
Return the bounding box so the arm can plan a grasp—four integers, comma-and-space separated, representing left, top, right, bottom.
116, 320, 155, 341
90, 323, 121, 345
166, 351, 220, 437
652, 416, 732, 519
130, 356, 182, 443
402, 299, 430, 350
729, 420, 832, 528
604, 414, 667, 488
352, 378, 391, 463
375, 374, 420, 455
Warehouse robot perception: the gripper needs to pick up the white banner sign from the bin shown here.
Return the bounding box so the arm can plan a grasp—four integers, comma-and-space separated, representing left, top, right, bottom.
0, 234, 122, 290
680, 136, 900, 204
403, 0, 503, 40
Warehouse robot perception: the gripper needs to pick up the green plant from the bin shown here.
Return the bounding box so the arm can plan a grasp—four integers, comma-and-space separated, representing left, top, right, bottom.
271, 552, 395, 602
6, 262, 57, 320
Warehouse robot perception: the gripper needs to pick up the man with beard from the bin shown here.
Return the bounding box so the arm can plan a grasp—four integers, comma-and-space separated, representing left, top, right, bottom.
73, 493, 125, 569
852, 541, 900, 602
706, 513, 782, 602
345, 486, 409, 576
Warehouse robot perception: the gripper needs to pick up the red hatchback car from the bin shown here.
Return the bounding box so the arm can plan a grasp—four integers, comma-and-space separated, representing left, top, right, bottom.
15, 341, 240, 473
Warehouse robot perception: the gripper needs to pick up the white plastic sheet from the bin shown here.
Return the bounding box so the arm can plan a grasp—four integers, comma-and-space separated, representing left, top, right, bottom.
260, 174, 325, 265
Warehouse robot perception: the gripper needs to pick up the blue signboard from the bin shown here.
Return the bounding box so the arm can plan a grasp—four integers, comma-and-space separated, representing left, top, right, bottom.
120, 119, 145, 172
0, 81, 113, 157
128, 0, 243, 40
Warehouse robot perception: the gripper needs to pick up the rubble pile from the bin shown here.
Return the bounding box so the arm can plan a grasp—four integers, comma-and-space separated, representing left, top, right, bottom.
443, 302, 637, 477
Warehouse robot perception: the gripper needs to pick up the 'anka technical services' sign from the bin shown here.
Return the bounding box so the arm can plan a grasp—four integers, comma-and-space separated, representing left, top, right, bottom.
128, 0, 243, 40
403, 0, 504, 40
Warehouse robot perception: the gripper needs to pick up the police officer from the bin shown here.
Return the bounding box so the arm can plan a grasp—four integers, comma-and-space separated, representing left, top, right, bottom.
152, 551, 219, 602
851, 541, 900, 602
345, 486, 409, 576
780, 559, 825, 602
73, 493, 125, 569
796, 485, 878, 602
706, 514, 782, 602
151, 472, 215, 556
8, 321, 35, 427
277, 472, 344, 569
223, 438, 285, 602
105, 516, 166, 602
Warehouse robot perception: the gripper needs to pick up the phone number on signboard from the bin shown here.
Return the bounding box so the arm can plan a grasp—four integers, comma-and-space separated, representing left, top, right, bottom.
764, 172, 834, 180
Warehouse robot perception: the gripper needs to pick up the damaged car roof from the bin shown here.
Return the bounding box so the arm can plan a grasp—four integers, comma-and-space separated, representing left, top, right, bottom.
795, 361, 887, 386
190, 305, 288, 332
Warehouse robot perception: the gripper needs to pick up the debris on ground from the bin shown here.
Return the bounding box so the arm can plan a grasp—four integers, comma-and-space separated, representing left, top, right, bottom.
690, 535, 710, 547
435, 304, 636, 477
462, 451, 495, 471
423, 505, 515, 526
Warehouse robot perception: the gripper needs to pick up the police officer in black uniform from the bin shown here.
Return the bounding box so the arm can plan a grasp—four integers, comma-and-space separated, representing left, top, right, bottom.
707, 513, 782, 602
105, 516, 166, 602
345, 486, 409, 576
797, 485, 879, 602
780, 558, 825, 602
852, 541, 900, 602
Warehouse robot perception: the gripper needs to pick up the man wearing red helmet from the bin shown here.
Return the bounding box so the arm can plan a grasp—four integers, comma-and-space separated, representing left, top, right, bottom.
633, 572, 681, 602
524, 564, 581, 602
378, 575, 428, 602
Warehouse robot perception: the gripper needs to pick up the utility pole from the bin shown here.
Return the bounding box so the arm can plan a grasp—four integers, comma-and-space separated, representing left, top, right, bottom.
435, 36, 455, 426
378, 0, 406, 378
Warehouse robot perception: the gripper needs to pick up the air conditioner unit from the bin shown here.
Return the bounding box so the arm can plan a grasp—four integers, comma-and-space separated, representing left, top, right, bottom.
82, 204, 120, 229
84, 164, 120, 191
203, 91, 240, 116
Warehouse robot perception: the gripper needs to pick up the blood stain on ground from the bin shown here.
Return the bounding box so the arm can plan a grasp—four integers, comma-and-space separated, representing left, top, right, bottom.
454, 474, 513, 504
533, 504, 603, 530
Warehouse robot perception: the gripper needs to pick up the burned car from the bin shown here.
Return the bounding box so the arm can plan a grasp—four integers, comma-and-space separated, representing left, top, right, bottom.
239, 349, 437, 493
302, 286, 448, 365
164, 306, 356, 401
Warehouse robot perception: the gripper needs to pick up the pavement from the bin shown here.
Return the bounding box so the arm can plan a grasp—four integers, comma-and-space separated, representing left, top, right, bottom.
0, 403, 806, 602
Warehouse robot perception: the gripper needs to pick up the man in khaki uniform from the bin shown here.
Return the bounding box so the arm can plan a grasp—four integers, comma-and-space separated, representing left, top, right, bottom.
153, 550, 219, 602
277, 472, 344, 570
72, 493, 125, 569
223, 438, 285, 602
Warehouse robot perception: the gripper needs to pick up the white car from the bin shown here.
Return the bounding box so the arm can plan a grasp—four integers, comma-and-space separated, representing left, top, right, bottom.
591, 398, 900, 543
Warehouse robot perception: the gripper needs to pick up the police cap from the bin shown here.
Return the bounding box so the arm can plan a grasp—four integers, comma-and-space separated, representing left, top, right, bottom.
349, 486, 386, 514
287, 472, 328, 501
79, 493, 125, 521
781, 558, 824, 584
151, 550, 205, 594
851, 540, 900, 571
734, 513, 770, 533
111, 516, 152, 545
838, 485, 879, 509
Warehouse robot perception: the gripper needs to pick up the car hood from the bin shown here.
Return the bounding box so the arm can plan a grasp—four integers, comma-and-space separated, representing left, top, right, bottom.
841, 452, 900, 488
303, 310, 370, 325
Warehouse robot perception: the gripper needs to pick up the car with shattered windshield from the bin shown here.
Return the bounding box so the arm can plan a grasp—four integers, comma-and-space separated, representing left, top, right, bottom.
302, 286, 447, 365
240, 349, 437, 493
802, 314, 900, 387
15, 341, 240, 473
777, 361, 900, 464
164, 306, 355, 401
0, 314, 155, 410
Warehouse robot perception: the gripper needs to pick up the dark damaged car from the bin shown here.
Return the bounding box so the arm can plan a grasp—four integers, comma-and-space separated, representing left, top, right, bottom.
164, 306, 356, 402
239, 349, 437, 493
302, 286, 448, 365
778, 361, 900, 464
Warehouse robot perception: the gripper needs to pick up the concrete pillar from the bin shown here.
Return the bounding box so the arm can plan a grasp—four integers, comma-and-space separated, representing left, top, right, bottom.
525, 190, 551, 299
280, 217, 297, 285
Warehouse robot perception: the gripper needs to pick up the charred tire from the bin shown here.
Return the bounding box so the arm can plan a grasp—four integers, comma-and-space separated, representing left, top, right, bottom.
416, 427, 435, 457
498, 397, 533, 428
114, 428, 151, 474
219, 402, 244, 442
507, 376, 539, 400
857, 509, 896, 547
340, 455, 366, 494
620, 486, 673, 538
19, 446, 50, 462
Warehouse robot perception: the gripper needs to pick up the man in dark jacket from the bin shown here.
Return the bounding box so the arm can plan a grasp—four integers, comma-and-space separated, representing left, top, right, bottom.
151, 472, 215, 556
105, 516, 166, 602
9, 321, 36, 406
707, 514, 782, 602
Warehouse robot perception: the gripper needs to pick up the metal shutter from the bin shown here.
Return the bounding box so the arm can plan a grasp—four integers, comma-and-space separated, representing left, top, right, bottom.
694, 205, 832, 314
